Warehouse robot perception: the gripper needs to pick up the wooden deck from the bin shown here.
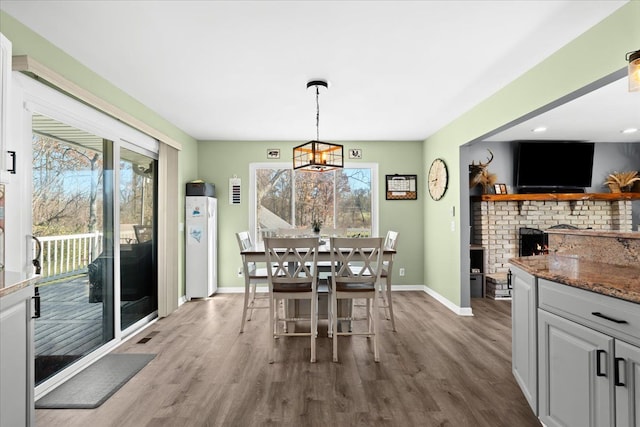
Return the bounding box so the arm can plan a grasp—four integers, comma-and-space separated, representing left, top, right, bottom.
35, 275, 104, 357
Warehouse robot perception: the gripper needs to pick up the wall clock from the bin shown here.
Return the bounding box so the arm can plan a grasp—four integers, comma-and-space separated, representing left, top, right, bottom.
428, 158, 448, 201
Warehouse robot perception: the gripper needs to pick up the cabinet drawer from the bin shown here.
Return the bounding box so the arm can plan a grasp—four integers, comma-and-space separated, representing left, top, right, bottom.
538, 278, 640, 347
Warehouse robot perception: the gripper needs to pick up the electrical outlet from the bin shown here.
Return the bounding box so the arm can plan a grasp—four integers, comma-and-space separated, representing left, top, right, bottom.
237, 267, 243, 277
399, 268, 405, 277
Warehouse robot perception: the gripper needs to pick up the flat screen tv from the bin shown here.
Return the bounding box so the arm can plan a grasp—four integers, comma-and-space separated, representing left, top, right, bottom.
515, 141, 595, 193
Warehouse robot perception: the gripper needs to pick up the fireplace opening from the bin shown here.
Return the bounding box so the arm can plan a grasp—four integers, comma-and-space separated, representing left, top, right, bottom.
519, 227, 547, 256
519, 224, 580, 256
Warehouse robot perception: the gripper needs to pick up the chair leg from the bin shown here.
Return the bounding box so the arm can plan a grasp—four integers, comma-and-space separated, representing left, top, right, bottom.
373, 292, 379, 362
268, 292, 275, 364
366, 297, 371, 333
379, 279, 390, 320
332, 292, 339, 362
310, 294, 317, 363
240, 278, 251, 333
247, 282, 257, 321
386, 276, 396, 332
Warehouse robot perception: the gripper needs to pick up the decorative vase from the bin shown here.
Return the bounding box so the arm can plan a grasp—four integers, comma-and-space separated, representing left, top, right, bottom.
608, 183, 621, 193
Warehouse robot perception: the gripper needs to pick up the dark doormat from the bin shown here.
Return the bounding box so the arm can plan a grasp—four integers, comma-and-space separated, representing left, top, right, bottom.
35, 353, 155, 409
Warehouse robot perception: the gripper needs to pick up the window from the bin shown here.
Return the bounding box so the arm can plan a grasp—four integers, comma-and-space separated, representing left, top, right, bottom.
250, 163, 378, 242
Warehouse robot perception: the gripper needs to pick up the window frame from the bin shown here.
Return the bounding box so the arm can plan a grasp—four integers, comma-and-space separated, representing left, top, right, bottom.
249, 162, 379, 242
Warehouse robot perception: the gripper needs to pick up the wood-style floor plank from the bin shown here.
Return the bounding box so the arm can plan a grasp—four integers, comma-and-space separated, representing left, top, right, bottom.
36, 292, 540, 427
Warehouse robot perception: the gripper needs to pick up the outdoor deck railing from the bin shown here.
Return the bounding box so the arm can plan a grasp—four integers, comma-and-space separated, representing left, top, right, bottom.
36, 233, 103, 281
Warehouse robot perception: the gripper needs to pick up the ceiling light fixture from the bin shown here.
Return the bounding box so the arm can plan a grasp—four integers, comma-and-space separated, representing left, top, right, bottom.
627, 49, 640, 92
621, 128, 638, 134
293, 80, 343, 172
532, 126, 547, 133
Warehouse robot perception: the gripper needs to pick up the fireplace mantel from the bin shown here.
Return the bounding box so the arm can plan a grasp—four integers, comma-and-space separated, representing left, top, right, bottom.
473, 192, 640, 202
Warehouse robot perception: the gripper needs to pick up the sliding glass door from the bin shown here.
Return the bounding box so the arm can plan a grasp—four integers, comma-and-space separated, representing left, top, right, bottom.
31, 114, 115, 385
119, 147, 157, 330
22, 72, 161, 390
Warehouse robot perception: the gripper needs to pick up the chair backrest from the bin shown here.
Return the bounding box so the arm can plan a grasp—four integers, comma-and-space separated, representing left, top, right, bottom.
236, 231, 253, 252
134, 225, 153, 243
384, 230, 399, 251
329, 237, 384, 286
264, 237, 319, 290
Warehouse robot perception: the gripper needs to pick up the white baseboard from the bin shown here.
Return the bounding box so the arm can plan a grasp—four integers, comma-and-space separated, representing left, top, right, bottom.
211, 284, 473, 316
423, 285, 474, 316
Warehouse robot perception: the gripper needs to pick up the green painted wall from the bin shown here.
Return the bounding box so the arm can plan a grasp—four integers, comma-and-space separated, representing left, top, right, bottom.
196, 140, 424, 289
423, 1, 640, 306
1, 10, 199, 298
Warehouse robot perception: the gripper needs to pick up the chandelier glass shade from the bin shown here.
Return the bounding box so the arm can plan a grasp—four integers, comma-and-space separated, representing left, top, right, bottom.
627, 50, 640, 92
293, 80, 343, 172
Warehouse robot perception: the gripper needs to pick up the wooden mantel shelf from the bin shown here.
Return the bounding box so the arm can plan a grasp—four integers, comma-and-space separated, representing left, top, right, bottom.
473, 192, 640, 202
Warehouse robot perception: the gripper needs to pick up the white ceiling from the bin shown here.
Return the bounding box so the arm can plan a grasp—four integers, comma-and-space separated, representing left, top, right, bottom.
1, 0, 636, 142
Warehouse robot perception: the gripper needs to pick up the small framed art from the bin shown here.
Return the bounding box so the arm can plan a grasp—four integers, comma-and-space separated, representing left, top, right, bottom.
386, 174, 417, 200
267, 149, 280, 159
494, 183, 508, 194
349, 148, 362, 159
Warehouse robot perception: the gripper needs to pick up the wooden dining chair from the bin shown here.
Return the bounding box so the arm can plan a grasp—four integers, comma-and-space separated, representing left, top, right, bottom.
379, 230, 399, 331
264, 237, 320, 363
328, 237, 384, 362
236, 231, 270, 333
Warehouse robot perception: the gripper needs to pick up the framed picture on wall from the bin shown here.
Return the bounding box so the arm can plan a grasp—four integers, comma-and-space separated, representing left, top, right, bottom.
267, 149, 280, 159
386, 174, 417, 200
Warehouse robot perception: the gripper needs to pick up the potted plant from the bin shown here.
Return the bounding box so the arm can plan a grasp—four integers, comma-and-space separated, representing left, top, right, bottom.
311, 219, 322, 234
603, 171, 640, 193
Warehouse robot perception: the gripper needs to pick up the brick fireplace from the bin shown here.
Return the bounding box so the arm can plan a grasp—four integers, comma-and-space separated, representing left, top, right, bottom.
472, 197, 633, 274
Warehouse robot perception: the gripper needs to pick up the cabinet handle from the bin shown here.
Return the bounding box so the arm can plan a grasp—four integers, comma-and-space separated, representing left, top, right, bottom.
596, 349, 607, 377
32, 287, 41, 319
7, 151, 16, 174
591, 312, 628, 324
614, 357, 626, 387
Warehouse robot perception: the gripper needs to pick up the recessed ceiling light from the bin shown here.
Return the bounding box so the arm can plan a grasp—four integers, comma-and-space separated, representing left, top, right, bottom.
621, 128, 638, 134
532, 126, 547, 133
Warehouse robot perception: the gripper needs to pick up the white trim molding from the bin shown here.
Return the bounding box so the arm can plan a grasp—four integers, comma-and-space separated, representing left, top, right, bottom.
423, 285, 474, 316
12, 55, 182, 150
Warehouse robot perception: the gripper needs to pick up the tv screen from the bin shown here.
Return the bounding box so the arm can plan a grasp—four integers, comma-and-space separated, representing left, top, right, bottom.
515, 141, 595, 191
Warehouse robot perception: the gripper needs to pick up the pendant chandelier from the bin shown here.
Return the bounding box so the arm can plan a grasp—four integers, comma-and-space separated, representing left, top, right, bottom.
627, 50, 640, 92
293, 80, 344, 172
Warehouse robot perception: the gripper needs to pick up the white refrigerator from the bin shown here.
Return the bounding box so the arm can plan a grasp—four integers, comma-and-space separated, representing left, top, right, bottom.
185, 196, 217, 299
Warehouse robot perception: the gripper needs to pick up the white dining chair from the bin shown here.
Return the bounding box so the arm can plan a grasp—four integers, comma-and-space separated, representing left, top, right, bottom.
328, 237, 384, 362
264, 236, 320, 363
379, 230, 399, 331
236, 231, 270, 333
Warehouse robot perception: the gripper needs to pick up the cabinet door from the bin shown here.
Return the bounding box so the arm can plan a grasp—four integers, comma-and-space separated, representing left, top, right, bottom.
0, 285, 34, 427
539, 309, 614, 427
615, 340, 640, 427
0, 33, 11, 182
511, 266, 538, 413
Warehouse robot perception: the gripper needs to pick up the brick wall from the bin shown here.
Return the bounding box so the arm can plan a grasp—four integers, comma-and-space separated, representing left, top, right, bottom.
473, 200, 633, 274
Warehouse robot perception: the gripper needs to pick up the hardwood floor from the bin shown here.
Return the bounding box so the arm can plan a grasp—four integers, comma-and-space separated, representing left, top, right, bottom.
36, 292, 540, 427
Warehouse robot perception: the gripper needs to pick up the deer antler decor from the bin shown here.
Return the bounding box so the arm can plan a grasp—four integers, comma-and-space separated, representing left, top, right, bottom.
469, 149, 497, 193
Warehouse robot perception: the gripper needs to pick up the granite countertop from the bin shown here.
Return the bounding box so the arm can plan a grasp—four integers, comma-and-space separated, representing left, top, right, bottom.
0, 271, 40, 298
510, 254, 640, 304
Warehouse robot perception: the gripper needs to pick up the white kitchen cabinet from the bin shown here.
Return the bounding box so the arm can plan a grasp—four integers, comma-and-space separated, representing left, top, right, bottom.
538, 309, 614, 427
0, 282, 35, 427
615, 340, 640, 427
0, 32, 11, 183
537, 278, 640, 427
510, 265, 538, 413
